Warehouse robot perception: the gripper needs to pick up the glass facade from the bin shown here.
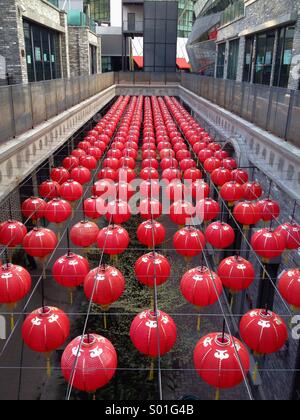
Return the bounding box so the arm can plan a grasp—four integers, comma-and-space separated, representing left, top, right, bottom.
178, 0, 196, 38
23, 20, 61, 83
227, 38, 239, 80
216, 42, 226, 78
254, 30, 276, 85
243, 36, 254, 83
84, 0, 110, 24
274, 25, 295, 88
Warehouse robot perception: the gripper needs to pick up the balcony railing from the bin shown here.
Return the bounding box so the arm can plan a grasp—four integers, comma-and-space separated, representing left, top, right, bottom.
220, 0, 245, 27
123, 21, 144, 33
68, 11, 97, 33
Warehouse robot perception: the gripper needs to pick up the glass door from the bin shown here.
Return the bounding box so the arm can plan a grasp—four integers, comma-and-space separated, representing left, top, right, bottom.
274, 26, 295, 88
254, 30, 275, 85
216, 43, 226, 78
227, 39, 239, 80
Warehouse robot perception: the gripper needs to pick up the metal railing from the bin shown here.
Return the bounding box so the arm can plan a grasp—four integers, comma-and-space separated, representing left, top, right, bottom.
115, 71, 182, 85
181, 73, 300, 148
0, 72, 114, 144
220, 0, 245, 27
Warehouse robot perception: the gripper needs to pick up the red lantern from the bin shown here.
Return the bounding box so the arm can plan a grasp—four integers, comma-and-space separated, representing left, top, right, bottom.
0, 220, 27, 248
278, 269, 300, 309
60, 180, 83, 202
70, 221, 99, 248
218, 256, 255, 291
140, 167, 159, 180
192, 180, 210, 200
173, 227, 206, 258
135, 252, 171, 287
97, 225, 129, 255
51, 167, 70, 185
140, 180, 160, 199
142, 159, 159, 170
22, 197, 46, 222
44, 198, 72, 224
251, 228, 285, 260
23, 228, 58, 259
180, 159, 196, 172
184, 168, 202, 182
211, 168, 232, 187
240, 309, 288, 354
233, 202, 260, 227
84, 196, 105, 220
72, 148, 86, 159
242, 182, 263, 201
103, 157, 119, 171
61, 334, 117, 392
195, 199, 220, 222
169, 200, 195, 226
87, 147, 102, 161
194, 333, 250, 389
220, 181, 243, 205
214, 150, 229, 160
84, 265, 125, 306
0, 264, 32, 304
257, 199, 280, 222
204, 157, 222, 173
80, 155, 98, 170
117, 167, 136, 183
105, 200, 131, 224
162, 168, 181, 182
231, 169, 249, 184
198, 149, 214, 163
130, 310, 177, 357
137, 220, 166, 247
70, 166, 91, 185
275, 223, 300, 250
78, 141, 91, 152
52, 253, 89, 288
98, 167, 117, 181
222, 158, 237, 170
205, 222, 235, 249
22, 306, 70, 353
63, 156, 79, 171
181, 266, 222, 307
39, 180, 60, 199
140, 199, 162, 220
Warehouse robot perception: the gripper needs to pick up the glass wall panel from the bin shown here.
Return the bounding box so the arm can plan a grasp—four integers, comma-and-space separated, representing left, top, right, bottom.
216, 42, 226, 78
243, 36, 254, 83
254, 30, 275, 85
227, 38, 239, 80
274, 26, 295, 88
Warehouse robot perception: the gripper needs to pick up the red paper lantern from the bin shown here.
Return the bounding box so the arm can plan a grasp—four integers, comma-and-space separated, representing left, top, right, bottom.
70, 166, 91, 185
63, 156, 79, 171
52, 253, 89, 288
21, 197, 46, 221
222, 158, 237, 170
240, 309, 288, 354
97, 225, 129, 255
179, 159, 196, 172
278, 269, 300, 308
44, 198, 72, 224
194, 333, 250, 389
84, 196, 105, 220
80, 155, 98, 170
211, 168, 232, 187
195, 199, 220, 222
251, 228, 285, 260
39, 180, 60, 199
78, 141, 91, 152
130, 310, 177, 357
192, 180, 210, 200
204, 157, 222, 173
169, 200, 195, 226
103, 157, 119, 171
72, 148, 86, 159
242, 182, 263, 201
51, 167, 70, 185
105, 200, 131, 224
117, 167, 136, 183
0, 264, 32, 304
92, 179, 115, 198
220, 181, 244, 204
87, 147, 102, 161
23, 228, 57, 258
214, 150, 229, 160
257, 199, 280, 222
0, 220, 27, 248
275, 223, 300, 250
97, 167, 117, 181
135, 252, 171, 287
61, 334, 117, 392
218, 256, 255, 291
181, 266, 222, 307
60, 180, 83, 202
233, 202, 260, 227
162, 168, 181, 182
137, 220, 166, 247
173, 227, 206, 258
70, 221, 99, 248
205, 222, 235, 249
198, 149, 214, 163
231, 169, 249, 184
84, 265, 125, 306
184, 168, 202, 182
22, 306, 70, 353
140, 199, 162, 220
140, 167, 159, 180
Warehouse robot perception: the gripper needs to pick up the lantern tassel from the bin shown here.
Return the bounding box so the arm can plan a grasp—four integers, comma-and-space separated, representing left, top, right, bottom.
10, 313, 14, 331
253, 361, 259, 383
46, 357, 52, 377
215, 389, 220, 401
104, 312, 107, 330
197, 314, 201, 333
230, 295, 234, 311
70, 290, 74, 306
149, 358, 155, 381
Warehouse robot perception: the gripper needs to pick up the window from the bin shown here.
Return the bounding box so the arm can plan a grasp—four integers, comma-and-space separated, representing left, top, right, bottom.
227, 39, 239, 80
274, 26, 295, 88
243, 36, 254, 83
90, 45, 97, 74
84, 0, 110, 24
216, 43, 226, 78
254, 30, 275, 85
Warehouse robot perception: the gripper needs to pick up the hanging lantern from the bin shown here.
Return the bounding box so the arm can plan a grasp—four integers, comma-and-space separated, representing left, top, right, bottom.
84, 265, 125, 306
61, 334, 117, 393
257, 199, 280, 222
140, 167, 159, 180
44, 198, 72, 224
22, 197, 46, 222
275, 223, 300, 250
233, 202, 260, 227
1, 220, 26, 251
63, 156, 79, 171
130, 310, 177, 357
72, 148, 86, 159
194, 333, 250, 390
198, 149, 214, 163
169, 200, 195, 226
203, 157, 222, 173
242, 182, 263, 201
240, 309, 288, 354
23, 228, 58, 259
218, 256, 255, 292
80, 155, 98, 171
205, 222, 235, 249
161, 168, 181, 182
137, 220, 166, 247
140, 199, 162, 220
278, 269, 300, 309
83, 196, 105, 220
0, 264, 32, 304
39, 180, 60, 199
222, 158, 237, 170
105, 200, 131, 224
214, 150, 229, 160
87, 147, 102, 161
183, 168, 202, 182
135, 252, 171, 287
103, 157, 119, 171
192, 180, 210, 200
181, 266, 222, 307
22, 306, 70, 353
231, 169, 249, 185
142, 158, 159, 170
52, 253, 89, 288
60, 180, 83, 202
70, 221, 99, 248
92, 179, 115, 199
78, 141, 92, 152
117, 167, 136, 183
140, 180, 160, 199
173, 227, 206, 258
50, 167, 70, 185
70, 166, 91, 185
160, 157, 178, 171
211, 168, 232, 187
97, 167, 117, 181
179, 159, 196, 172
97, 225, 130, 256
165, 180, 187, 202
220, 181, 244, 205
251, 228, 285, 260
195, 199, 220, 222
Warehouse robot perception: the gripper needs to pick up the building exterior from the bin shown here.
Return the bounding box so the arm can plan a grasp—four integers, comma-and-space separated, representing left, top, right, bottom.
0, 0, 101, 85
178, 0, 196, 38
